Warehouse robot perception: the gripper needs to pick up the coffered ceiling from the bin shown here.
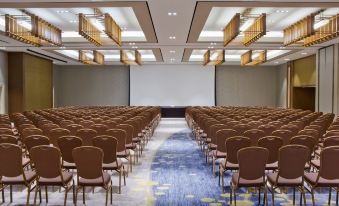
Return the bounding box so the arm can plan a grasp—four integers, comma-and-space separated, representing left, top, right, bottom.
0, 0, 339, 66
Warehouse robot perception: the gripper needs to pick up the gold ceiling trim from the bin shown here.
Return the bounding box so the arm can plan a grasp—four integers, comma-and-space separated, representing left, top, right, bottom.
78, 13, 102, 46
120, 50, 142, 66
283, 14, 315, 46
243, 13, 266, 46
223, 13, 241, 47
203, 50, 225, 66
241, 50, 266, 66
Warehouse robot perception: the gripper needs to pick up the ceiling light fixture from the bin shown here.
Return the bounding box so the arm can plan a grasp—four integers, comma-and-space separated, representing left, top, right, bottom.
69, 20, 78, 23
274, 61, 279, 64
284, 58, 290, 61
169, 36, 176, 40
301, 52, 308, 55
168, 12, 177, 16
56, 10, 69, 13
170, 50, 175, 53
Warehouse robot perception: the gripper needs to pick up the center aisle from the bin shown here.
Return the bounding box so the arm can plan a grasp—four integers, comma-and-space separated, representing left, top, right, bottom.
151, 118, 229, 206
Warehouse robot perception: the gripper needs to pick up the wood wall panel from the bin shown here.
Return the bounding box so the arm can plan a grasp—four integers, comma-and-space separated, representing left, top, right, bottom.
8, 52, 52, 113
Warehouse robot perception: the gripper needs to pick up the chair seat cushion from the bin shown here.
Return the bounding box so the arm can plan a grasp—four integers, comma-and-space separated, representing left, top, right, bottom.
103, 159, 123, 170
79, 172, 111, 186
267, 173, 302, 186
304, 172, 339, 187
265, 162, 278, 170
210, 150, 226, 158
2, 171, 36, 184
220, 160, 239, 170
311, 159, 320, 169
63, 161, 76, 169
38, 172, 73, 186
232, 173, 265, 187
117, 150, 130, 157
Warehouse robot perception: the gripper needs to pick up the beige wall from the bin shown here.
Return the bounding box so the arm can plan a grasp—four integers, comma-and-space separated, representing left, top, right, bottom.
216, 65, 281, 107
0, 51, 8, 114
53, 65, 130, 107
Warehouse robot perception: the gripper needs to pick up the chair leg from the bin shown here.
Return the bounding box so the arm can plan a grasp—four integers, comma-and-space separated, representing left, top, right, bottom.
39, 187, 42, 203
123, 166, 126, 186
271, 186, 275, 206
105, 186, 109, 206
230, 182, 233, 205
234, 187, 237, 206
110, 181, 113, 205
33, 185, 38, 205
119, 170, 122, 194
45, 185, 48, 203
329, 187, 332, 205
64, 186, 68, 206
10, 185, 12, 203
212, 156, 216, 176
72, 180, 76, 205
301, 186, 307, 206
83, 186, 85, 204
221, 170, 225, 193
264, 186, 268, 206
258, 187, 261, 204
293, 187, 295, 205
311, 189, 315, 206
1, 184, 4, 203
26, 184, 31, 205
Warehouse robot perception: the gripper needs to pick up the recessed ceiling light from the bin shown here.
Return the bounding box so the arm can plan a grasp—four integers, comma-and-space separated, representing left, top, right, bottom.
276, 10, 289, 13
301, 52, 308, 55
279, 46, 286, 49
284, 58, 290, 61
132, 46, 138, 49
56, 10, 69, 13
168, 12, 177, 16
69, 20, 78, 23
274, 61, 279, 64
59, 46, 66, 49
169, 36, 176, 40
208, 46, 214, 49
0, 47, 6, 50
170, 50, 175, 53
129, 42, 135, 45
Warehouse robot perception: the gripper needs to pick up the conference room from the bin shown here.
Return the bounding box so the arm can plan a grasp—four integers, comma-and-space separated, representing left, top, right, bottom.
0, 0, 338, 205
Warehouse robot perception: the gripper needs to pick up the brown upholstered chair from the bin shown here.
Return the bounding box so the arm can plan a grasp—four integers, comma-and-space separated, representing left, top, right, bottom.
243, 129, 265, 146
104, 129, 132, 172
76, 128, 98, 146
258, 124, 277, 136
230, 147, 269, 206
258, 136, 283, 170
65, 124, 84, 135
267, 145, 309, 206
272, 129, 294, 145
0, 135, 17, 144
0, 143, 36, 205
23, 135, 50, 154
78, 120, 95, 128
290, 135, 316, 169
219, 136, 252, 192
48, 128, 71, 146
212, 129, 238, 176
305, 146, 339, 206
59, 120, 75, 128
90, 124, 108, 135
57, 136, 83, 170
22, 128, 43, 139
117, 124, 138, 163
72, 146, 112, 206
93, 135, 125, 193
0, 128, 14, 136
30, 145, 74, 206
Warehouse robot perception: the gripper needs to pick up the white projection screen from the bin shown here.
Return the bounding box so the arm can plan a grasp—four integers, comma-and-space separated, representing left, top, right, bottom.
130, 65, 215, 106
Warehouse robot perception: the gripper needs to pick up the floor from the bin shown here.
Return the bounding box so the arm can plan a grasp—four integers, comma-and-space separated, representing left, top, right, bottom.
4, 118, 337, 205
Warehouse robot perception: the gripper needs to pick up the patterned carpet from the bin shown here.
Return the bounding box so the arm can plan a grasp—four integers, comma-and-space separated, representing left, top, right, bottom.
151, 119, 337, 206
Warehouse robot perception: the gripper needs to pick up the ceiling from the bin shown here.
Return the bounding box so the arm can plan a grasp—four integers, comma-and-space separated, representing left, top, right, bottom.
0, 0, 339, 66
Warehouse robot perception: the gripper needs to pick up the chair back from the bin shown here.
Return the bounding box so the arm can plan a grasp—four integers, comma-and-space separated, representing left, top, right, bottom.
272, 129, 294, 145
319, 146, 339, 180
0, 128, 13, 135
278, 145, 309, 179
215, 129, 238, 153
93, 135, 118, 164
238, 147, 268, 180
90, 124, 108, 135
73, 146, 104, 179
243, 129, 265, 146
59, 120, 74, 127
104, 129, 127, 153
116, 124, 134, 145
258, 136, 283, 164
65, 124, 84, 135
78, 120, 95, 128
0, 135, 17, 144
290, 135, 316, 156
0, 143, 23, 177
225, 136, 251, 164
30, 146, 61, 179
22, 127, 43, 139
232, 124, 251, 135
24, 135, 50, 152
49, 128, 71, 146
57, 135, 82, 164
76, 128, 98, 146
258, 124, 277, 136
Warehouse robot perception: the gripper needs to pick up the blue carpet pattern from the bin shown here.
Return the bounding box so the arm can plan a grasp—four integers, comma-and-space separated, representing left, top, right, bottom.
151, 128, 338, 206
